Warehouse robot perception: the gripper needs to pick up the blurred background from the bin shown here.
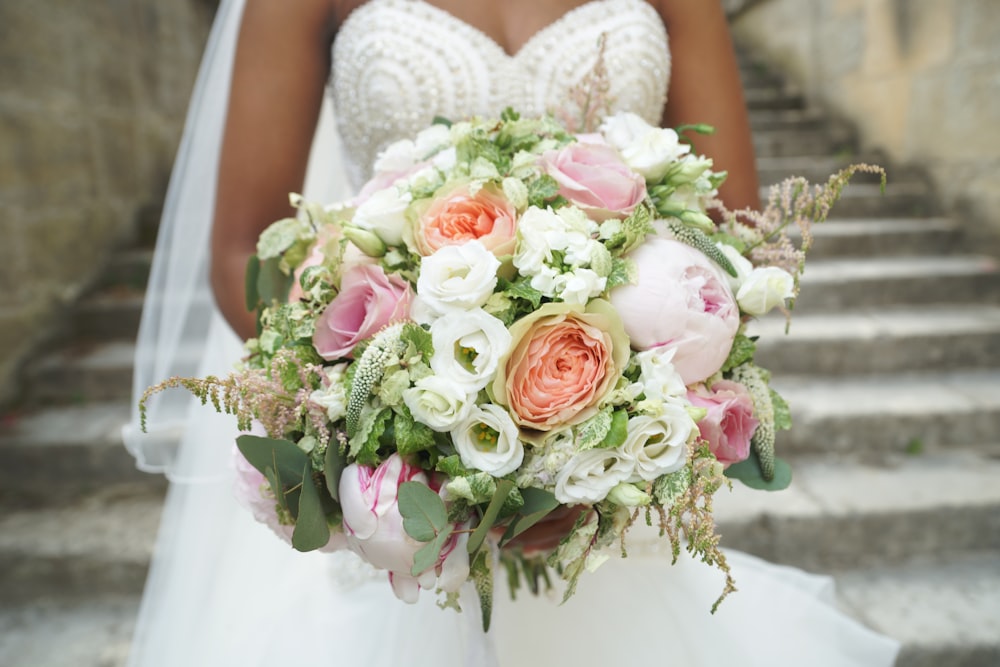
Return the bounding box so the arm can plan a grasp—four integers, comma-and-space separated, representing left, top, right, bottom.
0, 0, 998, 665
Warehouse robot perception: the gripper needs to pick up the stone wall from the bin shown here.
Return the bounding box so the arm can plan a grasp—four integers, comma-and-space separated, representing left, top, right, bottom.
731, 0, 1000, 240
0, 0, 215, 404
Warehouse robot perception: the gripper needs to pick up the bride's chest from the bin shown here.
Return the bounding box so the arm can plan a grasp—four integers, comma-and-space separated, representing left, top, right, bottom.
330, 0, 671, 185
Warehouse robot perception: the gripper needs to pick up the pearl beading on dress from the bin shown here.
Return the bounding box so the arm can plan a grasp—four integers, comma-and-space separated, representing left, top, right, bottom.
330, 0, 671, 190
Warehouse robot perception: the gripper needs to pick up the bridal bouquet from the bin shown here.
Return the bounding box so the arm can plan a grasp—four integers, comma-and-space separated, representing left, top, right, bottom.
142, 108, 880, 629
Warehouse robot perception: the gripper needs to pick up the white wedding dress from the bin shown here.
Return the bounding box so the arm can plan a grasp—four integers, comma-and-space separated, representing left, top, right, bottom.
124, 1, 901, 664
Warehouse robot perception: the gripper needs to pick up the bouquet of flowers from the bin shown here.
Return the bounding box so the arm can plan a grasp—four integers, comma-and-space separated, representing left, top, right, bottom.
142, 108, 881, 629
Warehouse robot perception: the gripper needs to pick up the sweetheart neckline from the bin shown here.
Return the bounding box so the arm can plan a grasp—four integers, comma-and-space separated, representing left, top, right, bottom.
341, 0, 621, 60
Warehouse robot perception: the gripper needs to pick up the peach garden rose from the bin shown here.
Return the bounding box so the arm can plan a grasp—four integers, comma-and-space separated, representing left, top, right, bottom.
492, 299, 630, 433
406, 182, 517, 257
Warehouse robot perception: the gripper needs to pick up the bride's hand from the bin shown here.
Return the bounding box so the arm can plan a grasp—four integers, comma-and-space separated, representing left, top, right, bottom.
492, 505, 591, 553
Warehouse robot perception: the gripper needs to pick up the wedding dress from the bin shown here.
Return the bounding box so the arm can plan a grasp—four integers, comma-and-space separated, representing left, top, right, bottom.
123, 1, 901, 664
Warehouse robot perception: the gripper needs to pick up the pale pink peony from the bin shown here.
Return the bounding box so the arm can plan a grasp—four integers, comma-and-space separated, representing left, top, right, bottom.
313, 264, 412, 360
609, 237, 739, 384
340, 454, 468, 603
540, 140, 647, 221
408, 183, 517, 257
493, 300, 630, 433
687, 381, 759, 465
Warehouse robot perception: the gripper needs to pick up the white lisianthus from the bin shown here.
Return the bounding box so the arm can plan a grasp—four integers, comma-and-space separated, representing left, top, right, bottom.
430, 308, 512, 391
621, 408, 693, 482
402, 375, 475, 432
636, 347, 688, 403
352, 186, 411, 246
453, 404, 524, 476
601, 112, 690, 182
309, 363, 349, 421
416, 241, 500, 317
737, 266, 796, 316
554, 448, 634, 504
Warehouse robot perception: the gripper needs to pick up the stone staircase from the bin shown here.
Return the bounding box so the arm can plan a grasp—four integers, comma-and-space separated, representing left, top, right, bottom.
2, 50, 999, 667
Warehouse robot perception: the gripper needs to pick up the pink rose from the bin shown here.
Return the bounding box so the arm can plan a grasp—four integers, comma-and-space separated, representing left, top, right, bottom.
687, 381, 759, 465
231, 444, 346, 552
609, 238, 739, 384
313, 264, 412, 360
408, 183, 517, 257
493, 300, 630, 433
340, 454, 469, 603
541, 140, 647, 221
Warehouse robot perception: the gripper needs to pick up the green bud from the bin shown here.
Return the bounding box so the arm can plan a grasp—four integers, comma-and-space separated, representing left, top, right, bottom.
607, 482, 651, 508
342, 225, 387, 257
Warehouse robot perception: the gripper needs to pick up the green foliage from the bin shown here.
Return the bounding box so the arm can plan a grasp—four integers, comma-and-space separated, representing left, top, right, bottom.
471, 550, 494, 632
771, 389, 792, 431
323, 440, 346, 502
398, 481, 450, 542
722, 334, 757, 373
394, 405, 438, 455
467, 479, 517, 554
498, 487, 560, 545
292, 464, 331, 551
652, 466, 692, 508
237, 434, 308, 481
349, 406, 391, 466
725, 455, 792, 491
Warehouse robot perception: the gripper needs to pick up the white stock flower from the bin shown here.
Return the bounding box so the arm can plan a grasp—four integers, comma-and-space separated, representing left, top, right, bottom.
737, 266, 795, 316
309, 363, 349, 421
557, 267, 607, 304
374, 139, 419, 173
352, 186, 411, 246
416, 241, 500, 317
621, 408, 693, 482
554, 448, 633, 504
601, 112, 690, 182
514, 206, 566, 269
402, 375, 475, 432
636, 347, 687, 402
430, 308, 512, 391
453, 404, 524, 476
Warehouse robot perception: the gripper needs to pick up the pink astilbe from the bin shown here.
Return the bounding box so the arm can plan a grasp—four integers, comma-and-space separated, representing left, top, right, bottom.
555, 33, 614, 134
139, 348, 332, 446
714, 164, 887, 293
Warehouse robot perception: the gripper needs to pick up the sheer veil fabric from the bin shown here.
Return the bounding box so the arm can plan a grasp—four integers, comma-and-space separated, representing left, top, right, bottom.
124, 1, 900, 664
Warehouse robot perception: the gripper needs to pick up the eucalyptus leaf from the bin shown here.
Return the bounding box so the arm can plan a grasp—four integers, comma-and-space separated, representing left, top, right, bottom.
257, 256, 293, 306
292, 463, 331, 552
244, 254, 261, 312
467, 479, 516, 554
398, 481, 449, 543
411, 524, 454, 576
324, 442, 346, 502
499, 487, 560, 545
237, 435, 308, 482
725, 455, 793, 491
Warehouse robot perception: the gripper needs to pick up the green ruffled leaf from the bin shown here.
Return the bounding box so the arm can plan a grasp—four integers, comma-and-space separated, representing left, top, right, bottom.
398, 481, 449, 543
722, 334, 758, 373
605, 257, 637, 290
394, 405, 438, 455
725, 455, 793, 491
652, 465, 693, 508
292, 463, 330, 552
771, 389, 792, 431
350, 406, 391, 466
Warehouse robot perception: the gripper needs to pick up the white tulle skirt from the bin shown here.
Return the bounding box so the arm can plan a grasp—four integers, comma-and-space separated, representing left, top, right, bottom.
127, 318, 900, 667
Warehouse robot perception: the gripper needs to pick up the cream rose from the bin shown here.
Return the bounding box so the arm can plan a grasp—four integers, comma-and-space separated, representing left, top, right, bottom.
620, 408, 693, 482
554, 448, 633, 504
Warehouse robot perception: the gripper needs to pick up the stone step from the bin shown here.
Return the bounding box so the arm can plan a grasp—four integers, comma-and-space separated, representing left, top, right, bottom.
23, 341, 137, 405
0, 402, 162, 507
755, 153, 900, 185
792, 254, 1000, 313
748, 107, 828, 132
752, 126, 855, 159
772, 370, 1000, 455
72, 289, 145, 342
713, 448, 1000, 571
743, 84, 806, 111
837, 551, 1000, 667
95, 248, 154, 292
801, 217, 963, 260
750, 304, 1000, 375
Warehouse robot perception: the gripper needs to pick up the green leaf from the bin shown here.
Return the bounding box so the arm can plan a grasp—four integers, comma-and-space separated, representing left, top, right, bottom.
467, 479, 516, 554
499, 487, 560, 545
394, 405, 438, 455
600, 410, 629, 449
237, 435, 308, 482
350, 406, 391, 466
575, 407, 613, 450
411, 524, 455, 576
606, 257, 637, 290
244, 254, 261, 312
471, 549, 494, 632
652, 466, 692, 507
292, 463, 331, 551
725, 455, 793, 491
324, 441, 346, 502
397, 481, 449, 542
257, 256, 293, 305
722, 334, 757, 373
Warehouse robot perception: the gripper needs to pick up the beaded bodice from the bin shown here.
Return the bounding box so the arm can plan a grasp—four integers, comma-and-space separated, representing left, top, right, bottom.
330, 0, 671, 189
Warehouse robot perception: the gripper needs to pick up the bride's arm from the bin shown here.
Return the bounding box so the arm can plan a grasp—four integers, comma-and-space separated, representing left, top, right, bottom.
211, 0, 339, 340
654, 0, 761, 213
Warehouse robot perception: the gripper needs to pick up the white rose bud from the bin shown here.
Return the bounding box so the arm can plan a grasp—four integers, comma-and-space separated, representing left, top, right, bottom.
621, 409, 692, 482
417, 241, 500, 316
352, 186, 411, 246
402, 375, 475, 432
606, 482, 652, 507
737, 266, 796, 316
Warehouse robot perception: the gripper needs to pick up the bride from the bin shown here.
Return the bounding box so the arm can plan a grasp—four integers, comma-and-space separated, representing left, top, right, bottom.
124, 0, 901, 664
